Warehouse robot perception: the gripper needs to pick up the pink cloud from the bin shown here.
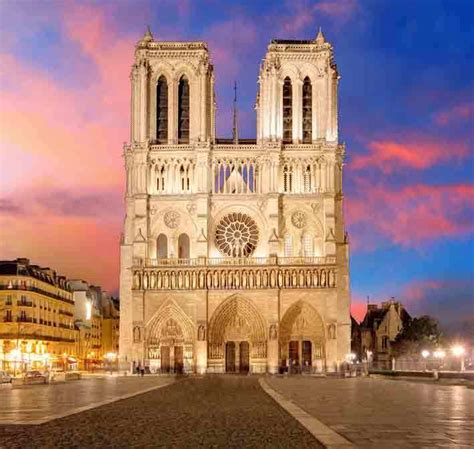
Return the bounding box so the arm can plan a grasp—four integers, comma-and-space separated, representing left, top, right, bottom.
347, 180, 474, 249
351, 136, 469, 173
434, 102, 474, 126
351, 296, 367, 322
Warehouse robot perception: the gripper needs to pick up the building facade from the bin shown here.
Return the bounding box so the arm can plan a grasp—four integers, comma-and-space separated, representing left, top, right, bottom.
0, 258, 78, 373
119, 29, 351, 374
360, 300, 410, 368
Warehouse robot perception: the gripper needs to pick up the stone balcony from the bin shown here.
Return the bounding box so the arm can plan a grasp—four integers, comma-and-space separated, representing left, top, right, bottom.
131, 256, 337, 291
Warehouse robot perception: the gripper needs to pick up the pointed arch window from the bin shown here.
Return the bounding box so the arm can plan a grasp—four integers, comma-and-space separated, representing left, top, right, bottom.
282, 77, 292, 143
302, 233, 313, 257
284, 234, 293, 257
302, 77, 312, 143
304, 165, 311, 192
178, 75, 190, 144
156, 76, 168, 143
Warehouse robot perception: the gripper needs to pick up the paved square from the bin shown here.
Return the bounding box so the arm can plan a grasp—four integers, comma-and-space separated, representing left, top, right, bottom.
0, 375, 175, 424
266, 376, 474, 448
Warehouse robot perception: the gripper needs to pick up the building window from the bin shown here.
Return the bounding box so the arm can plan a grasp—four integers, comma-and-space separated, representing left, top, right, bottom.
178, 75, 190, 144
304, 165, 311, 192
282, 77, 292, 143
157, 233, 168, 259
302, 76, 312, 143
284, 234, 293, 257
157, 166, 165, 192
382, 336, 389, 350
156, 75, 168, 143
178, 233, 190, 259
283, 165, 293, 192
6, 310, 12, 322
302, 234, 313, 257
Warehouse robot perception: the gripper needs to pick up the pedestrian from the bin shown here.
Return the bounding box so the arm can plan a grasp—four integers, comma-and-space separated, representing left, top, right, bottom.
141, 367, 145, 377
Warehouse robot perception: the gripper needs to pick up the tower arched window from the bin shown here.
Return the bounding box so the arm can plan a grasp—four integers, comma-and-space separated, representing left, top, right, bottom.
156, 76, 168, 143
178, 75, 190, 144
282, 77, 292, 143
302, 77, 312, 143
178, 233, 190, 259
157, 234, 168, 259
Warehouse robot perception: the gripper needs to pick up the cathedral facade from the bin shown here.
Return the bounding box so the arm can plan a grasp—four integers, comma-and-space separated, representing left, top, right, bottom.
119, 28, 351, 374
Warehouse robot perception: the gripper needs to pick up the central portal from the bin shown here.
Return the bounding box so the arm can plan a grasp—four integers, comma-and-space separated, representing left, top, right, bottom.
225, 341, 250, 373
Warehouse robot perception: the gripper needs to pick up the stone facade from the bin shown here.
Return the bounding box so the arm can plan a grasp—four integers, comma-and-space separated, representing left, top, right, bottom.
119, 28, 351, 373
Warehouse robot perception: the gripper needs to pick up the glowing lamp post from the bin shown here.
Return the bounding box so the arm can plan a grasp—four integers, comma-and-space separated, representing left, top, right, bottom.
451, 346, 465, 372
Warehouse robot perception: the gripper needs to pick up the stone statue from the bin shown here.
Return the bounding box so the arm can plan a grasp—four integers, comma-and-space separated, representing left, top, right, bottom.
198, 324, 206, 341
269, 324, 277, 340
133, 326, 141, 343
328, 323, 336, 340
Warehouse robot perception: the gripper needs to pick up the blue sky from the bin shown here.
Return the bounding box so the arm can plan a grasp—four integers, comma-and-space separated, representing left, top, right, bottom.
0, 0, 472, 331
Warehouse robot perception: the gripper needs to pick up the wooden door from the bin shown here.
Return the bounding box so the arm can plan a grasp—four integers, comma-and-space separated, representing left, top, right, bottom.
174, 346, 183, 374
161, 346, 170, 373
225, 342, 236, 373
289, 340, 299, 368
239, 341, 250, 373
302, 340, 312, 370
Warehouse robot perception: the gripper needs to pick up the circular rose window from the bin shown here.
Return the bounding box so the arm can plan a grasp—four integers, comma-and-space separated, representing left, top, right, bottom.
215, 212, 259, 257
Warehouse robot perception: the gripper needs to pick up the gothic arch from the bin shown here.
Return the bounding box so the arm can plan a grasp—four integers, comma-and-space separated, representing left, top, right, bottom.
146, 299, 194, 346
208, 294, 267, 359
279, 300, 325, 345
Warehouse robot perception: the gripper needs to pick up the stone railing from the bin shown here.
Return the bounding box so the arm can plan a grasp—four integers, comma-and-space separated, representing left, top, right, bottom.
142, 256, 335, 267
132, 257, 337, 291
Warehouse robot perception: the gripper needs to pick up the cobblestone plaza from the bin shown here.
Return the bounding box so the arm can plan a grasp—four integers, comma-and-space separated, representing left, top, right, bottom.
0, 376, 472, 448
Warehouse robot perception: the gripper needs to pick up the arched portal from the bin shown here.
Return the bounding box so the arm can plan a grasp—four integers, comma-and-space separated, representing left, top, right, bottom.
146, 300, 194, 373
280, 301, 325, 373
208, 294, 267, 373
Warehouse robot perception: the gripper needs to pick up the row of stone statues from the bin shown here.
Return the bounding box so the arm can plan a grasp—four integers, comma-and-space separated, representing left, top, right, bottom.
133, 267, 337, 290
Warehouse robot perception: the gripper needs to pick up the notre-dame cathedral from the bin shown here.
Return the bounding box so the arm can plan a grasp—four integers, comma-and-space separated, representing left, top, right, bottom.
119, 27, 351, 374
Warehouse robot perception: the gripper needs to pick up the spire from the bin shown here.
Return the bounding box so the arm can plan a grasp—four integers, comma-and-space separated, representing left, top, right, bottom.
143, 25, 154, 42
232, 81, 239, 144
316, 27, 325, 44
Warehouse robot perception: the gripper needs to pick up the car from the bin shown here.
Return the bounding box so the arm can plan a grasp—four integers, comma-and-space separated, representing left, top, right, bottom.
23, 370, 47, 383
0, 371, 12, 383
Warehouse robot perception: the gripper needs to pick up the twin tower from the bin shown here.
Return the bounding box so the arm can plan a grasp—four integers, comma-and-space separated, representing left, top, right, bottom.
119, 28, 351, 374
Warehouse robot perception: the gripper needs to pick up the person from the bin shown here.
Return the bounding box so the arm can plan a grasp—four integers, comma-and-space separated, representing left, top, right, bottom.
140, 366, 145, 377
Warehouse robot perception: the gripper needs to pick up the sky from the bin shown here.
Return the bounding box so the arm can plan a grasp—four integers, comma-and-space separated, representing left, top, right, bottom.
0, 0, 473, 332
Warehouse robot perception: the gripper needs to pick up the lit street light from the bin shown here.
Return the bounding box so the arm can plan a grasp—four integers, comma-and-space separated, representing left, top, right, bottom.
451, 345, 465, 371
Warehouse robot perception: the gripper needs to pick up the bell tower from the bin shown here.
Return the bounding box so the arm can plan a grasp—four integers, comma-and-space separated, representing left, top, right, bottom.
256, 29, 338, 143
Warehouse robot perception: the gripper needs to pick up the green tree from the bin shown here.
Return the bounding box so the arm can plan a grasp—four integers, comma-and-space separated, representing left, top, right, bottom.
392, 315, 442, 356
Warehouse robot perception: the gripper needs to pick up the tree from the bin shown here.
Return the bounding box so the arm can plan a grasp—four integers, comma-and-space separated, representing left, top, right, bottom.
391, 315, 442, 356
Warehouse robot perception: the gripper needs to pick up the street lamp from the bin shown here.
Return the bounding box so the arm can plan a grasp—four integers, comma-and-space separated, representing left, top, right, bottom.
421, 350, 430, 371
451, 345, 465, 371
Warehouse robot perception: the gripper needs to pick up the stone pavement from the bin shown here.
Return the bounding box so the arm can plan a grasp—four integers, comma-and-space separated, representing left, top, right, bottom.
266, 376, 474, 448
0, 375, 175, 425
0, 376, 322, 449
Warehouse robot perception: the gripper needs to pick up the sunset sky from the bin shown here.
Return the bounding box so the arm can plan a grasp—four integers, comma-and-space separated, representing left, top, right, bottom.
0, 0, 472, 330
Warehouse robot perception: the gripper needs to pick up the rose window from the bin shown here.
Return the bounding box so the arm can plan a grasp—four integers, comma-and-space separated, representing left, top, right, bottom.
215, 213, 259, 257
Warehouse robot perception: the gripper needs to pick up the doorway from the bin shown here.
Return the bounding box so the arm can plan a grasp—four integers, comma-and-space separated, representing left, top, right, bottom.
239, 341, 250, 373
302, 340, 312, 371
225, 342, 236, 372
174, 346, 183, 374
161, 346, 170, 373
